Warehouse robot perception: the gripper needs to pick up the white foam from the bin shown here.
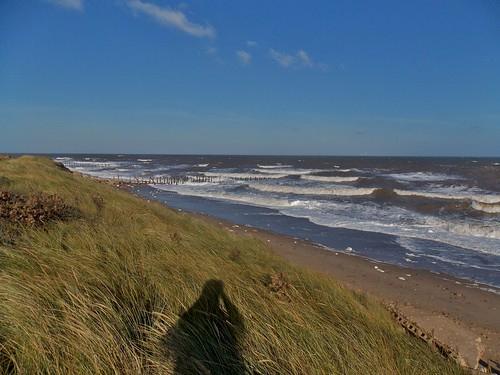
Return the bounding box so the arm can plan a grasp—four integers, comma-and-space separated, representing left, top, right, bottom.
196, 163, 209, 167
282, 200, 500, 255
203, 172, 287, 179
137, 159, 153, 162
254, 168, 328, 175
472, 201, 500, 214
394, 188, 500, 204
257, 164, 293, 169
248, 183, 376, 196
301, 175, 359, 183
385, 172, 461, 182
152, 184, 292, 208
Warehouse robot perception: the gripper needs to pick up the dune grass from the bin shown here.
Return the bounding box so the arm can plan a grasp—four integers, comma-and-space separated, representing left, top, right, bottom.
0, 156, 465, 374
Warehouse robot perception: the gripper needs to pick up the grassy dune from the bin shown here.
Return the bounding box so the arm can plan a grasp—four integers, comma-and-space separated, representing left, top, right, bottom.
0, 156, 464, 374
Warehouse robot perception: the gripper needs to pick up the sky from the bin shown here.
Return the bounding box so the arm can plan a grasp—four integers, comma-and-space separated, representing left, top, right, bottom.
1, 0, 500, 156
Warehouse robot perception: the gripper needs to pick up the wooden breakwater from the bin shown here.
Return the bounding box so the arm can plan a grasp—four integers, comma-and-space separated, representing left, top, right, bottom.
387, 304, 500, 374
62, 161, 276, 185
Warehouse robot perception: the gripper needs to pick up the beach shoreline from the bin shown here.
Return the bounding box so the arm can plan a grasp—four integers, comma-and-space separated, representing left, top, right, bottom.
91, 176, 500, 368
190, 210, 500, 367
118, 180, 500, 367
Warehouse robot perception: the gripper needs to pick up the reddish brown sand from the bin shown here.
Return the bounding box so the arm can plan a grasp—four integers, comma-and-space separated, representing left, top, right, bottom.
188, 211, 500, 369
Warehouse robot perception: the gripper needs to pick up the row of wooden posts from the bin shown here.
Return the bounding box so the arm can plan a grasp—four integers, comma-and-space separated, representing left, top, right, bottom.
108, 174, 277, 185
63, 162, 275, 185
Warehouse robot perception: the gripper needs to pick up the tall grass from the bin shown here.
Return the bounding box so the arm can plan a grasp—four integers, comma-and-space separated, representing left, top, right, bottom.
0, 156, 465, 374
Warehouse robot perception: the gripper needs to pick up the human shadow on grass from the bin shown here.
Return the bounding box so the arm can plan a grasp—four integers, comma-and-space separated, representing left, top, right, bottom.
166, 279, 246, 375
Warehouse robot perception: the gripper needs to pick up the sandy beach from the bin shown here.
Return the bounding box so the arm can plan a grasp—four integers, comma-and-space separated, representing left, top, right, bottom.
186, 210, 500, 369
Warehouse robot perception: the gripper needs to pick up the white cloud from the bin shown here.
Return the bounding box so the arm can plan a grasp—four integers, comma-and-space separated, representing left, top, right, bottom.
127, 0, 215, 39
236, 50, 251, 65
269, 49, 295, 68
47, 0, 83, 11
270, 48, 326, 70
246, 40, 258, 47
297, 49, 313, 67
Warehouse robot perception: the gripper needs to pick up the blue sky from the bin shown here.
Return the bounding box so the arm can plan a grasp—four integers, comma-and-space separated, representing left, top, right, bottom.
1, 0, 499, 155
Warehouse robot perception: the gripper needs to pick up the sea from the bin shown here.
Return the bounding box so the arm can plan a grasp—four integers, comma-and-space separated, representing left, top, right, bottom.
53, 154, 500, 289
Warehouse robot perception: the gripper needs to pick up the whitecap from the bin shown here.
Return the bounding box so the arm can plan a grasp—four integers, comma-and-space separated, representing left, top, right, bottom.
257, 164, 293, 169
384, 172, 461, 182
248, 183, 376, 196
471, 201, 500, 214
394, 188, 500, 204
301, 175, 359, 183
254, 168, 329, 175
203, 172, 287, 179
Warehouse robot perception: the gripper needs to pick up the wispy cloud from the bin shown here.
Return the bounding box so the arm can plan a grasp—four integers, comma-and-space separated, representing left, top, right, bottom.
47, 0, 83, 11
269, 49, 295, 68
297, 49, 313, 67
246, 40, 258, 47
269, 48, 326, 70
127, 0, 215, 38
236, 50, 251, 65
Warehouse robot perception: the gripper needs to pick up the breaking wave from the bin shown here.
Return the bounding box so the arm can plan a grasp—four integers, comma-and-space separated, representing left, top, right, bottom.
248, 183, 376, 196
384, 172, 461, 182
254, 168, 329, 175
257, 164, 293, 169
152, 184, 292, 208
301, 175, 359, 183
394, 188, 500, 204
203, 172, 287, 179
472, 201, 500, 214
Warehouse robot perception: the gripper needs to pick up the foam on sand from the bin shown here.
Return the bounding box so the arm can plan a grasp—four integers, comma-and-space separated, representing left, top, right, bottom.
152, 184, 292, 208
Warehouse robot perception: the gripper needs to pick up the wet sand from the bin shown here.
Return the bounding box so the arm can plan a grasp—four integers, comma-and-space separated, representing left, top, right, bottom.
189, 211, 500, 369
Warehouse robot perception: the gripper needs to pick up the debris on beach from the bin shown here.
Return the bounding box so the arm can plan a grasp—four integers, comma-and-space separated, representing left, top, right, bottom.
398, 277, 406, 281
374, 265, 385, 273
387, 304, 468, 369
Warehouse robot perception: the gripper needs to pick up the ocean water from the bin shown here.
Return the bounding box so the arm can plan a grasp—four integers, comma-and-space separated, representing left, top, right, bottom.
54, 154, 500, 288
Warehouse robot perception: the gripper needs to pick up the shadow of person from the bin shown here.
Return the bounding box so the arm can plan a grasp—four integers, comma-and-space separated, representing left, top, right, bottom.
166, 280, 246, 375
